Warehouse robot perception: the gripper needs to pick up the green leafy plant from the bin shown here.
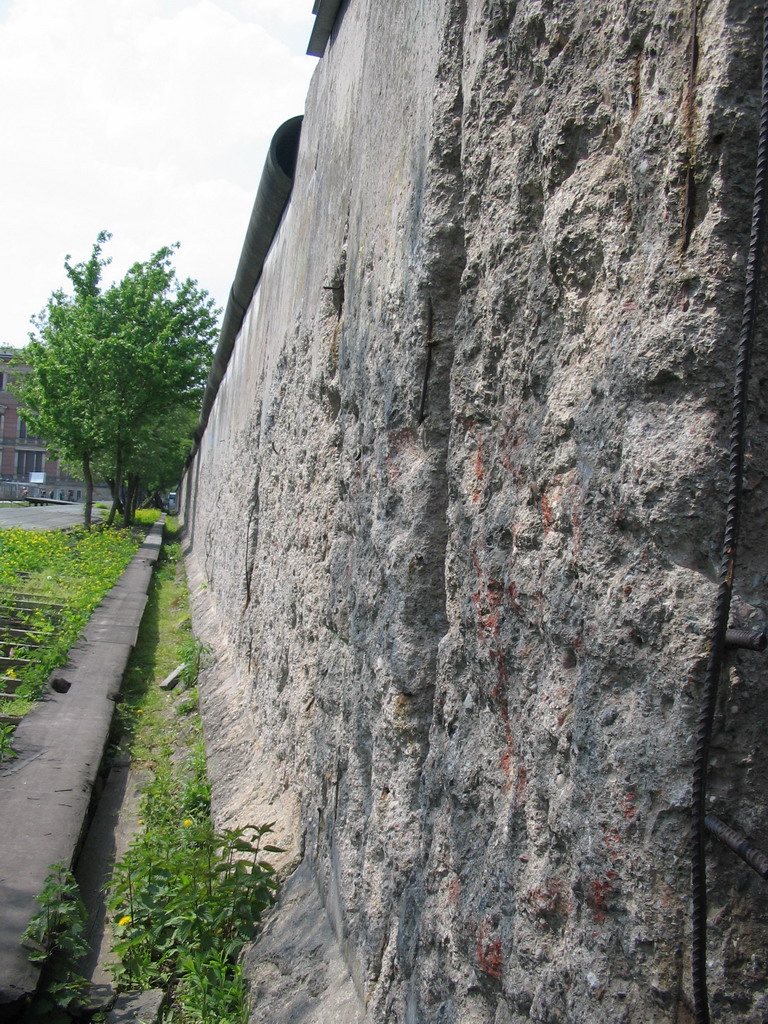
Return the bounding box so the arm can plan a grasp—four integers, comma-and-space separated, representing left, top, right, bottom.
177, 636, 212, 690
108, 816, 280, 1007
21, 863, 89, 1016
0, 722, 17, 760
180, 742, 211, 818
176, 686, 199, 717
174, 950, 249, 1024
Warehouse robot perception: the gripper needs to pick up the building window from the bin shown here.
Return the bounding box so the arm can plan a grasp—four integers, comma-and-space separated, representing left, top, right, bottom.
17, 420, 42, 446
16, 450, 43, 478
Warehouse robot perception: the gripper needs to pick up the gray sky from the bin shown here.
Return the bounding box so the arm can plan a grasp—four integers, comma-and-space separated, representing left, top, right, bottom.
0, 0, 318, 345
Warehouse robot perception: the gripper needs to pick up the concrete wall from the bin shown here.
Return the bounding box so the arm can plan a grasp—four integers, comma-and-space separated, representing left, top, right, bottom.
180, 1, 768, 1020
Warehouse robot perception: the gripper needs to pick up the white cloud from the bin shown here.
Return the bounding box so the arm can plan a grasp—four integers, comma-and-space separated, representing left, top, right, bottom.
0, 0, 317, 343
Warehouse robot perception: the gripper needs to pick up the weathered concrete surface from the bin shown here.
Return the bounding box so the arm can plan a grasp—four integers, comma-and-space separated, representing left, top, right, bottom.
243, 859, 366, 1024
105, 989, 165, 1024
0, 523, 162, 1010
181, 2, 768, 1021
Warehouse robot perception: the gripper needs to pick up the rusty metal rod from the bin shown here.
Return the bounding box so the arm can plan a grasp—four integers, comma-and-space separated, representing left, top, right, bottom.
418, 344, 434, 425
725, 628, 767, 651
692, 6, 768, 1020
705, 814, 768, 880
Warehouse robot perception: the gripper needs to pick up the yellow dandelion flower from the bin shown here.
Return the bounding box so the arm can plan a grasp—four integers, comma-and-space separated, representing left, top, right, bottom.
183, 819, 193, 827
118, 915, 132, 927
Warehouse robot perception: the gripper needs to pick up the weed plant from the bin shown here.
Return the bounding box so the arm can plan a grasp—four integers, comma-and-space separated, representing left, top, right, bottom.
108, 810, 279, 1021
177, 635, 212, 690
0, 722, 17, 760
20, 863, 89, 1020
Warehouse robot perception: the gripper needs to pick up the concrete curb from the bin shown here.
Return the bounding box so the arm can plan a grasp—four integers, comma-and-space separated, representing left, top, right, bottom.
0, 521, 164, 1012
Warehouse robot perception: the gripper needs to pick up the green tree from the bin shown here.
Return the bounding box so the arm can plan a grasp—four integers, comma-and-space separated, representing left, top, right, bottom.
97, 244, 217, 525
17, 233, 218, 527
102, 404, 198, 523
18, 233, 112, 526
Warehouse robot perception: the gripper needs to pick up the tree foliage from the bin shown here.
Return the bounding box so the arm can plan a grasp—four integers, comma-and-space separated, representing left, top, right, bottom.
16, 232, 217, 525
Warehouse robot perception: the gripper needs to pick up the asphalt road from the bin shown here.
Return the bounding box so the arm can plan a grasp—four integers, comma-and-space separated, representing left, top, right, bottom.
0, 503, 103, 530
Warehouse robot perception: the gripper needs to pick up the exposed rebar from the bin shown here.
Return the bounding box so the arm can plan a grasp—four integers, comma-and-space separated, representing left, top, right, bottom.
724, 627, 768, 651
705, 814, 768, 880
691, 6, 768, 1022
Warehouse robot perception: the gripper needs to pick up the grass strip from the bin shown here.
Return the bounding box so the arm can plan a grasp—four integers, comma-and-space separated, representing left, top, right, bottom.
106, 519, 280, 1024
0, 521, 155, 718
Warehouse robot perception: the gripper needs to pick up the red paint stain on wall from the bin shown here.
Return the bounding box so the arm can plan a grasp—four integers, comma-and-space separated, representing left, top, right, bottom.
621, 792, 638, 820
471, 546, 482, 576
500, 413, 521, 473
589, 871, 618, 924
571, 502, 582, 564
476, 922, 503, 981
541, 493, 554, 533
490, 648, 515, 783
490, 650, 512, 740
470, 572, 506, 642
474, 443, 485, 482
603, 827, 622, 863
385, 427, 415, 485
526, 876, 571, 919
661, 884, 676, 909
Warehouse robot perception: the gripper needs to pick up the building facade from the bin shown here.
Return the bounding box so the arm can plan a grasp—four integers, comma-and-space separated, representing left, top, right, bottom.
0, 349, 103, 501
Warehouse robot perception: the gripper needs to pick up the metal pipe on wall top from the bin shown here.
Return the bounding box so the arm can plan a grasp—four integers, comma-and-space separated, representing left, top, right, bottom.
191, 115, 304, 456
307, 0, 345, 57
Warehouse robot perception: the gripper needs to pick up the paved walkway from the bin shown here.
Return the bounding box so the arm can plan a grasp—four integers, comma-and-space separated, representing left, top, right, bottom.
0, 504, 103, 531
0, 521, 163, 1013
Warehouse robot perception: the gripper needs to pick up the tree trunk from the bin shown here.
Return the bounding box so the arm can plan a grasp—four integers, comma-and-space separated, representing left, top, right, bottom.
132, 479, 142, 520
82, 454, 94, 529
123, 473, 140, 527
106, 458, 123, 527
